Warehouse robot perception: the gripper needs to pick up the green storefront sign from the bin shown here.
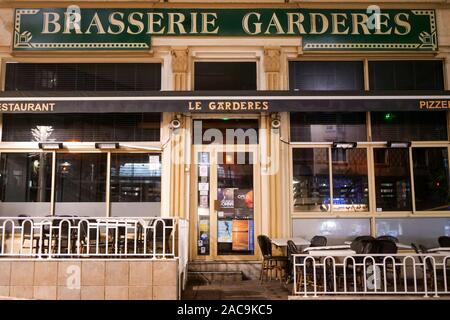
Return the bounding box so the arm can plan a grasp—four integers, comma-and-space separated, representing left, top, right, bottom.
13, 8, 437, 51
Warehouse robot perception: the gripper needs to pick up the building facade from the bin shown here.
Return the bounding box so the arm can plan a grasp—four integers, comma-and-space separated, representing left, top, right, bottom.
0, 0, 449, 267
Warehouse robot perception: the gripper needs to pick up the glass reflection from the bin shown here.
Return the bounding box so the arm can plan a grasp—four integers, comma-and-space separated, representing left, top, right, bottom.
413, 148, 450, 211
55, 153, 107, 202
110, 154, 161, 202
374, 148, 412, 211
332, 148, 369, 211
0, 153, 52, 202
293, 148, 330, 212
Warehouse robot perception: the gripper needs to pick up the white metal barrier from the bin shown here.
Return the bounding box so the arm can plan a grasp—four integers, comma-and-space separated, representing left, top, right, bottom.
292, 253, 450, 297
0, 216, 185, 259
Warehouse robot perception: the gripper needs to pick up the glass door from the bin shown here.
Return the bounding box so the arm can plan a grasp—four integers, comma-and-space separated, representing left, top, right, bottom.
193, 145, 258, 260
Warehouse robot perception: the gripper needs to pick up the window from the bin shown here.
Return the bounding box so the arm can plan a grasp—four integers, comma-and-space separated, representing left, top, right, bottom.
194, 62, 257, 90
289, 61, 364, 91
110, 153, 162, 217
292, 218, 371, 245
0, 153, 52, 216
292, 148, 330, 212
55, 153, 107, 216
290, 112, 366, 142
371, 111, 447, 141
412, 148, 450, 211
376, 218, 450, 247
5, 63, 161, 91
2, 113, 161, 142
332, 149, 369, 212
374, 148, 412, 212
369, 60, 444, 90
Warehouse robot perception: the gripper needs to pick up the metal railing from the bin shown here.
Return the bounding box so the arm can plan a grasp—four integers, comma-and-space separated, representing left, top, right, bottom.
0, 216, 187, 260
292, 253, 450, 297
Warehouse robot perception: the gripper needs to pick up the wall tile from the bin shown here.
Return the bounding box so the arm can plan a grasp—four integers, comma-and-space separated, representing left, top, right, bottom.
105, 286, 129, 300
105, 261, 129, 286
129, 261, 152, 286
81, 286, 104, 300
33, 286, 57, 300
153, 261, 177, 286
81, 261, 105, 286
0, 261, 11, 286
129, 286, 152, 300
10, 262, 34, 286
153, 285, 177, 300
34, 262, 58, 286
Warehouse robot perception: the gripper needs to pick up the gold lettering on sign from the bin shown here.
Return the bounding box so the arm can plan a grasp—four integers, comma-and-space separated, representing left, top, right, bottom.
187, 101, 270, 111
419, 100, 450, 109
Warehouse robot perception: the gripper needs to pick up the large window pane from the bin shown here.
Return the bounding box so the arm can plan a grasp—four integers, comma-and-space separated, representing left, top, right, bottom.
195, 62, 256, 90
110, 153, 161, 217
374, 148, 412, 211
332, 149, 369, 212
293, 218, 371, 246
289, 61, 364, 91
2, 113, 161, 142
371, 111, 447, 141
55, 153, 106, 216
0, 153, 52, 216
5, 63, 161, 91
290, 113, 366, 142
376, 218, 450, 247
292, 148, 330, 212
413, 148, 450, 211
369, 60, 444, 90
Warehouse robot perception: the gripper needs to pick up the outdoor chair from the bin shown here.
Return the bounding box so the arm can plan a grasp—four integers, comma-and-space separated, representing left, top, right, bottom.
18, 215, 51, 255
310, 235, 327, 247
376, 235, 399, 243
257, 235, 288, 283
354, 235, 375, 242
78, 219, 112, 255
438, 236, 450, 247
51, 217, 78, 256
145, 219, 174, 256
412, 243, 448, 292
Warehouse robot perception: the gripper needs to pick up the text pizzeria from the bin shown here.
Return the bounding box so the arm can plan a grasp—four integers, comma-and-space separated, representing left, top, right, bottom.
0, 102, 56, 112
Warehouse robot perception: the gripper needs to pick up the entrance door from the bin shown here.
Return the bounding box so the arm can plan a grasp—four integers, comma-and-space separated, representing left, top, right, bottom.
192, 144, 259, 260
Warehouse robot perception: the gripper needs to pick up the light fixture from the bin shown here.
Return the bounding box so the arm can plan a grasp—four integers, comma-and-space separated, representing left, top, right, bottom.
387, 141, 411, 148
95, 142, 120, 149
332, 142, 357, 149
38, 142, 63, 150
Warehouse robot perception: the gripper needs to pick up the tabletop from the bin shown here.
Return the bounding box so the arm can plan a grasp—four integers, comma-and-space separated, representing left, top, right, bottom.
344, 241, 412, 249
303, 244, 351, 252
306, 249, 356, 256
272, 237, 310, 247
427, 247, 450, 253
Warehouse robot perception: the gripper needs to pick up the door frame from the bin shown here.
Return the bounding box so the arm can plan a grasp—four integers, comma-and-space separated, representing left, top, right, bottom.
189, 115, 262, 261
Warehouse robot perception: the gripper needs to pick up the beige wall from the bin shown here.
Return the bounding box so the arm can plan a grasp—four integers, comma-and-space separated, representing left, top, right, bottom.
0, 1, 449, 247
0, 259, 179, 300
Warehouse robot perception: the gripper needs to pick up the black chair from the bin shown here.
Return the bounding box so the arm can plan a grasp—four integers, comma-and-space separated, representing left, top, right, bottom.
438, 236, 450, 248
286, 240, 300, 283
145, 219, 174, 255
257, 235, 288, 283
310, 235, 327, 247
354, 235, 375, 242
51, 217, 78, 255
377, 235, 399, 243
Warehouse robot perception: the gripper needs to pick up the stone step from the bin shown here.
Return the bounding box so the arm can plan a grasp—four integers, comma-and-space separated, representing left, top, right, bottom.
187, 271, 244, 284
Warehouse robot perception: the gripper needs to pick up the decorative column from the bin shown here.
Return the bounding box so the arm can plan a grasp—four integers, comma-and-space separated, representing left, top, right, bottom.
263, 47, 284, 238
263, 47, 281, 91
171, 48, 189, 91
169, 48, 190, 219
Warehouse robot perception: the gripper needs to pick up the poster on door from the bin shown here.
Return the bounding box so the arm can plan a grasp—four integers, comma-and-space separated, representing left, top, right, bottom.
218, 188, 235, 208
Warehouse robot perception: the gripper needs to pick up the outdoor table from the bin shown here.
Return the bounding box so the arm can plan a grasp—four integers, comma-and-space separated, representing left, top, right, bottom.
344, 240, 412, 249
427, 247, 450, 253
303, 244, 351, 252
307, 249, 356, 257
271, 237, 310, 247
